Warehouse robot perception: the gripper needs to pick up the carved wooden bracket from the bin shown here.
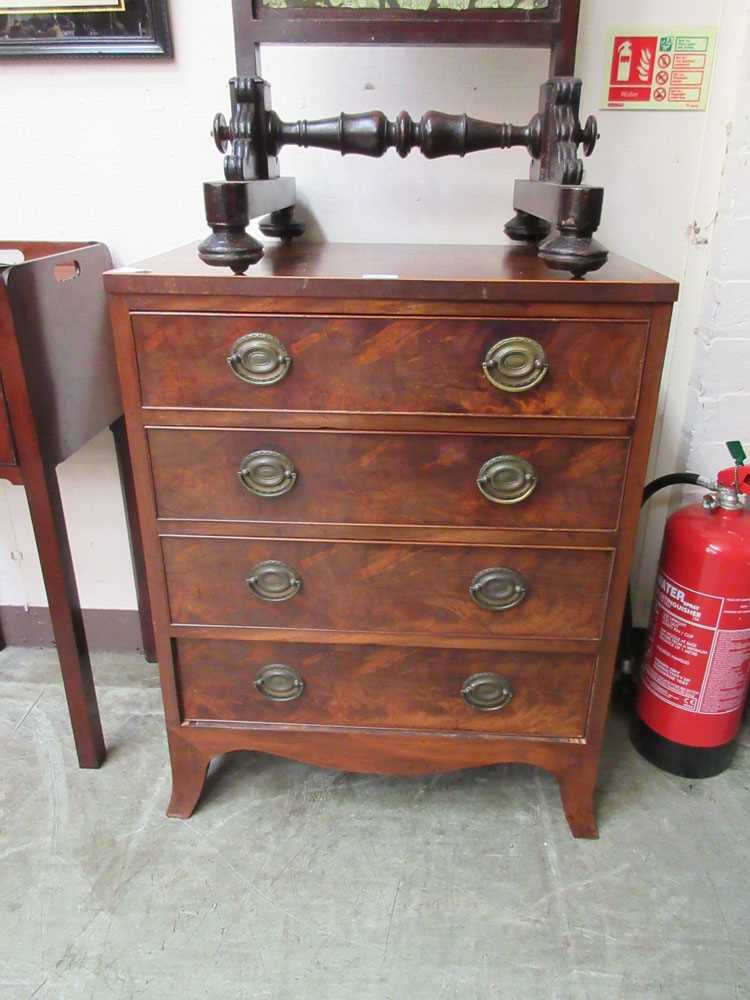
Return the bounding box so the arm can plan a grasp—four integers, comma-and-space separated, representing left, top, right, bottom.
198, 73, 607, 278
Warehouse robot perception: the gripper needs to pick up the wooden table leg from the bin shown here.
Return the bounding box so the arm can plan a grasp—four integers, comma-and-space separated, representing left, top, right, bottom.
557, 759, 599, 839
24, 461, 105, 769
166, 732, 212, 819
111, 417, 156, 664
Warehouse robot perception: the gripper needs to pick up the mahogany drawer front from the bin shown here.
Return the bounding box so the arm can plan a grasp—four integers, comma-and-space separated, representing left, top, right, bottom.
0, 378, 16, 465
149, 427, 629, 531
132, 312, 648, 420
162, 536, 613, 641
176, 638, 595, 739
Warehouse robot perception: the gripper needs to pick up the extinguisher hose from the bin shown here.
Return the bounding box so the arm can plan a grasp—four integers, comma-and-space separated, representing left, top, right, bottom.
617, 472, 703, 698
642, 472, 702, 504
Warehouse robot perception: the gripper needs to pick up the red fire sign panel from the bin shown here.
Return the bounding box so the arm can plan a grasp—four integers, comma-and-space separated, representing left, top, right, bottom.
604, 29, 716, 111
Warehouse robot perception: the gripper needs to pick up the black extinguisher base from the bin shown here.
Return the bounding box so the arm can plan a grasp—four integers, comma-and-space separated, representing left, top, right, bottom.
630, 716, 737, 778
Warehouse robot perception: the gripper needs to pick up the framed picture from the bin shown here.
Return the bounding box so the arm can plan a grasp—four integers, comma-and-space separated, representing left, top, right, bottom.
0, 0, 172, 57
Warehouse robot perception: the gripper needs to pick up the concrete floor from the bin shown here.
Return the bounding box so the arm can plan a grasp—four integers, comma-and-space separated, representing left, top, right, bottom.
0, 647, 748, 1000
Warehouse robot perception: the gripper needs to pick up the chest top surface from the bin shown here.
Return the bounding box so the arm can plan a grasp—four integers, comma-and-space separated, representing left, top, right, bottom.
104, 242, 678, 305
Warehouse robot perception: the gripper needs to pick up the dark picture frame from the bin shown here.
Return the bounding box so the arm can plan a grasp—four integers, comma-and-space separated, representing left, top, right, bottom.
0, 0, 172, 57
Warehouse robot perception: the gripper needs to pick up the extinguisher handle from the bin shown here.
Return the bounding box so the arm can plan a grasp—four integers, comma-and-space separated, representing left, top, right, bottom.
727, 440, 747, 465
716, 440, 750, 495
717, 466, 750, 494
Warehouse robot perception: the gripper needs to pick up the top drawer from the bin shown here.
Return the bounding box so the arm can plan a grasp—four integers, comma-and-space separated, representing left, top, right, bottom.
132, 313, 648, 420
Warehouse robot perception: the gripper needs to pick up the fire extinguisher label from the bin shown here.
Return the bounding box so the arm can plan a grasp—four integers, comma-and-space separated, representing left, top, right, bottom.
638, 573, 750, 747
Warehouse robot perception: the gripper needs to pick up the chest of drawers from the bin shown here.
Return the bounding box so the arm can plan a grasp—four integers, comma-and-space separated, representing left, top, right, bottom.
105, 242, 677, 838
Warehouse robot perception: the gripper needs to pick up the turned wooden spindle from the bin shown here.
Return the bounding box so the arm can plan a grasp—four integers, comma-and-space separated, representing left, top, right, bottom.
267, 109, 543, 160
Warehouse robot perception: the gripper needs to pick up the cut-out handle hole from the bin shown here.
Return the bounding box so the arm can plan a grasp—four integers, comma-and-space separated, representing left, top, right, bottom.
54, 261, 80, 283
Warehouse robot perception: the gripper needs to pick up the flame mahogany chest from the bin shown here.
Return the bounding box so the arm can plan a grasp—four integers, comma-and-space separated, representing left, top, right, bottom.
105, 241, 677, 837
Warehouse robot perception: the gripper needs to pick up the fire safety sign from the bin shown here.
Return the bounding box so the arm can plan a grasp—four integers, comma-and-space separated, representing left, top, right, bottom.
604, 29, 716, 111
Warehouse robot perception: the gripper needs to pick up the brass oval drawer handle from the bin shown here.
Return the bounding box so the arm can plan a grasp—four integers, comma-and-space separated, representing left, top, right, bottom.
239, 449, 297, 498
227, 332, 291, 386
482, 336, 549, 393
469, 567, 527, 611
461, 673, 513, 712
255, 664, 305, 702
247, 560, 301, 602
477, 455, 538, 505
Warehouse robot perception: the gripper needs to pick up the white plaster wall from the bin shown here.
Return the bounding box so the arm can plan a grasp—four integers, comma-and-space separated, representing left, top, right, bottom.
0, 0, 743, 617
629, 0, 750, 621
683, 19, 750, 478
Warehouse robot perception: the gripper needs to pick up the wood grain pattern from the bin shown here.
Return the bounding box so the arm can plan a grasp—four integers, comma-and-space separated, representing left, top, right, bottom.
175, 637, 595, 739
104, 241, 679, 304
128, 293, 660, 321
169, 623, 598, 655
162, 535, 613, 641
148, 427, 629, 531
157, 518, 617, 549
142, 406, 632, 438
164, 722, 597, 834
105, 242, 678, 837
134, 312, 648, 420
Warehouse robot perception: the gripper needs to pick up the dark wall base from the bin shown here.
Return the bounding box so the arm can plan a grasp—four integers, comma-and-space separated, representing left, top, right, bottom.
0, 606, 147, 654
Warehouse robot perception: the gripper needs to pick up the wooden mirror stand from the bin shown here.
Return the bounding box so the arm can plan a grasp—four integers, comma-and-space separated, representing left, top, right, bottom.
198, 0, 607, 278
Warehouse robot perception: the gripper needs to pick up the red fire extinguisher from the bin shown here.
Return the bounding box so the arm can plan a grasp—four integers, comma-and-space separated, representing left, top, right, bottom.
632, 442, 750, 778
